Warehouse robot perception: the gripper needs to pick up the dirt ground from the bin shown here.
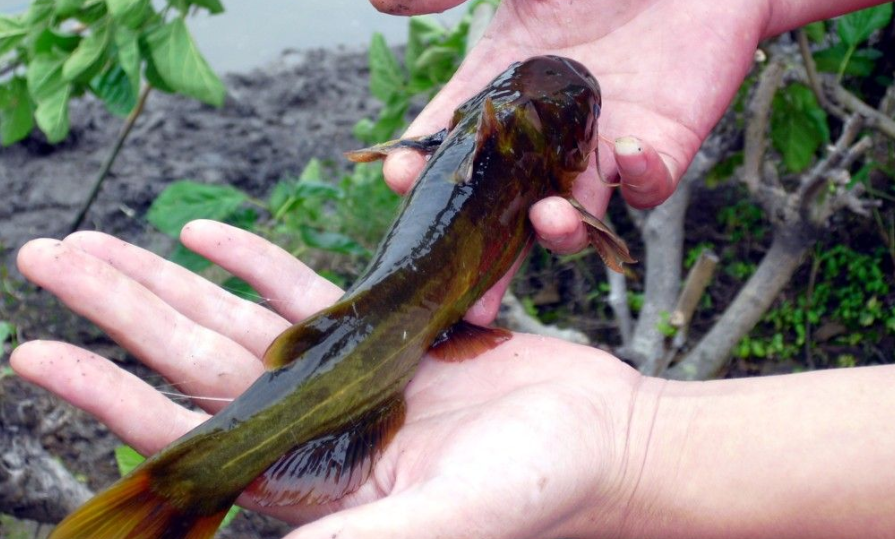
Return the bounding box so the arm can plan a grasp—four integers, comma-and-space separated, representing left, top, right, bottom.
0, 47, 379, 538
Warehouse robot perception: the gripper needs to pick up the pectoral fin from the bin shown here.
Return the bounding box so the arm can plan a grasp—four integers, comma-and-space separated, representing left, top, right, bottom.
248, 394, 406, 507
568, 198, 636, 273
429, 320, 512, 362
344, 130, 448, 163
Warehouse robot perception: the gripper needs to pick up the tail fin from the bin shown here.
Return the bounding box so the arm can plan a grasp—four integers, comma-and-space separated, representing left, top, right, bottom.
48, 467, 231, 539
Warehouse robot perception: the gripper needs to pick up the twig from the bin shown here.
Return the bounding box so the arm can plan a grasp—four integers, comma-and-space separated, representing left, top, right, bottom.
797, 29, 845, 118
670, 249, 719, 331
68, 84, 152, 233
498, 293, 590, 345
742, 59, 785, 194
833, 84, 895, 140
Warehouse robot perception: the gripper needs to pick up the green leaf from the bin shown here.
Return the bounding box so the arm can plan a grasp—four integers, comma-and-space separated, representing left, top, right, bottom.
115, 26, 141, 99
114, 445, 144, 477
0, 321, 14, 345
406, 16, 444, 75
142, 48, 174, 93
27, 50, 69, 102
813, 44, 882, 77
770, 82, 829, 173
105, 0, 140, 20
144, 18, 225, 106
413, 45, 458, 82
169, 242, 211, 272
221, 506, 241, 528
803, 21, 826, 43
221, 277, 258, 301
63, 19, 111, 81
0, 78, 35, 146
191, 0, 225, 15
368, 32, 404, 101
91, 64, 136, 116
56, 0, 87, 17
300, 226, 368, 256
25, 0, 55, 27
34, 84, 71, 142
33, 28, 81, 54
299, 157, 323, 182
147, 180, 247, 237
0, 16, 27, 56
837, 3, 893, 47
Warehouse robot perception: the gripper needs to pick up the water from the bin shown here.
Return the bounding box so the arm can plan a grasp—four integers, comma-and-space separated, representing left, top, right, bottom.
0, 0, 466, 73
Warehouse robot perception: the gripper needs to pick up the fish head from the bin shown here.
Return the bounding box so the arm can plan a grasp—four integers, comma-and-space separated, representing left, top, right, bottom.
513, 55, 601, 180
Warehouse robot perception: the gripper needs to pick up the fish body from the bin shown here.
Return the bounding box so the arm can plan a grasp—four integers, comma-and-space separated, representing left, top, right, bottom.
48, 55, 631, 539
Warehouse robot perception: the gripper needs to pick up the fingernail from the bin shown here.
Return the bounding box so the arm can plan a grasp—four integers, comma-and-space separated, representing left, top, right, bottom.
615, 136, 647, 176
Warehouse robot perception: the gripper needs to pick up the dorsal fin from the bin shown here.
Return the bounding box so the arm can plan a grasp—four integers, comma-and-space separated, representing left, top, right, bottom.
429, 321, 512, 362
248, 395, 406, 507
567, 198, 636, 273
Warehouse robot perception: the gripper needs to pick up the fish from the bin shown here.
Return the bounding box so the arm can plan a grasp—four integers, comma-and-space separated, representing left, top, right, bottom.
47, 55, 634, 539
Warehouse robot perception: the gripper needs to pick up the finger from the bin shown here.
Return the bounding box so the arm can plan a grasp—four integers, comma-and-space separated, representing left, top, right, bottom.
614, 136, 677, 209
463, 251, 527, 326
530, 197, 589, 255
63, 230, 289, 359
369, 0, 465, 15
17, 239, 261, 410
181, 220, 344, 322
10, 341, 206, 456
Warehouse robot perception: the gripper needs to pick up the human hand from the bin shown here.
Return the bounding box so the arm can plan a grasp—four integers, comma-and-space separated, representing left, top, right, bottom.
11, 221, 660, 539
370, 0, 776, 324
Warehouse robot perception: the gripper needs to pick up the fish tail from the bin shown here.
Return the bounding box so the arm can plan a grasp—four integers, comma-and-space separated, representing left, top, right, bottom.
48, 466, 231, 539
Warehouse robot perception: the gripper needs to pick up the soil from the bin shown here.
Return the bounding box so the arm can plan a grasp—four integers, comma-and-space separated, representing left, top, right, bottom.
0, 46, 378, 538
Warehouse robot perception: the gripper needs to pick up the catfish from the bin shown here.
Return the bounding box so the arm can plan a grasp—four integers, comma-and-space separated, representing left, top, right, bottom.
48, 55, 633, 539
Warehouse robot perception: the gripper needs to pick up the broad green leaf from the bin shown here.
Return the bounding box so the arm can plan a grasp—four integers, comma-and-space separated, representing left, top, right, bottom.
114, 445, 144, 476
300, 225, 368, 256
63, 19, 110, 81
838, 3, 893, 46
34, 84, 71, 142
803, 21, 826, 43
770, 83, 829, 173
25, 0, 55, 27
56, 0, 87, 17
406, 16, 444, 74
169, 242, 211, 271
27, 50, 68, 102
299, 157, 322, 182
147, 180, 247, 236
192, 0, 225, 14
115, 26, 141, 99
91, 64, 136, 116
368, 33, 404, 101
33, 28, 81, 54
76, 0, 110, 24
0, 16, 27, 56
413, 45, 458, 82
0, 321, 14, 345
221, 506, 241, 528
145, 18, 225, 106
0, 78, 35, 145
142, 49, 175, 93
813, 44, 882, 77
105, 0, 141, 20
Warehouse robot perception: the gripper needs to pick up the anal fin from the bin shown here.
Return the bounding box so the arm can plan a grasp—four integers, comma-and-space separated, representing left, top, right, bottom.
248, 394, 406, 507
345, 130, 447, 163
429, 321, 512, 362
567, 198, 636, 273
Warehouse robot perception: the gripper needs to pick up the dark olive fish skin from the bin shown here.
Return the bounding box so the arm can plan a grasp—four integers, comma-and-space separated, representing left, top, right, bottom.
48, 55, 630, 539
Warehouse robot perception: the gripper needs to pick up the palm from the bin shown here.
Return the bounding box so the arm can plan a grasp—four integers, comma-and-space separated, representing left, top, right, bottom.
11, 223, 640, 538
386, 0, 763, 192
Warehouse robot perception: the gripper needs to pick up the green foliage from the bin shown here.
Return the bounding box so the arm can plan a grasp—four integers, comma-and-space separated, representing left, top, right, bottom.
147, 181, 247, 237
770, 82, 829, 173
736, 245, 895, 363
355, 2, 489, 144
812, 4, 893, 79
0, 0, 225, 145
114, 445, 240, 528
